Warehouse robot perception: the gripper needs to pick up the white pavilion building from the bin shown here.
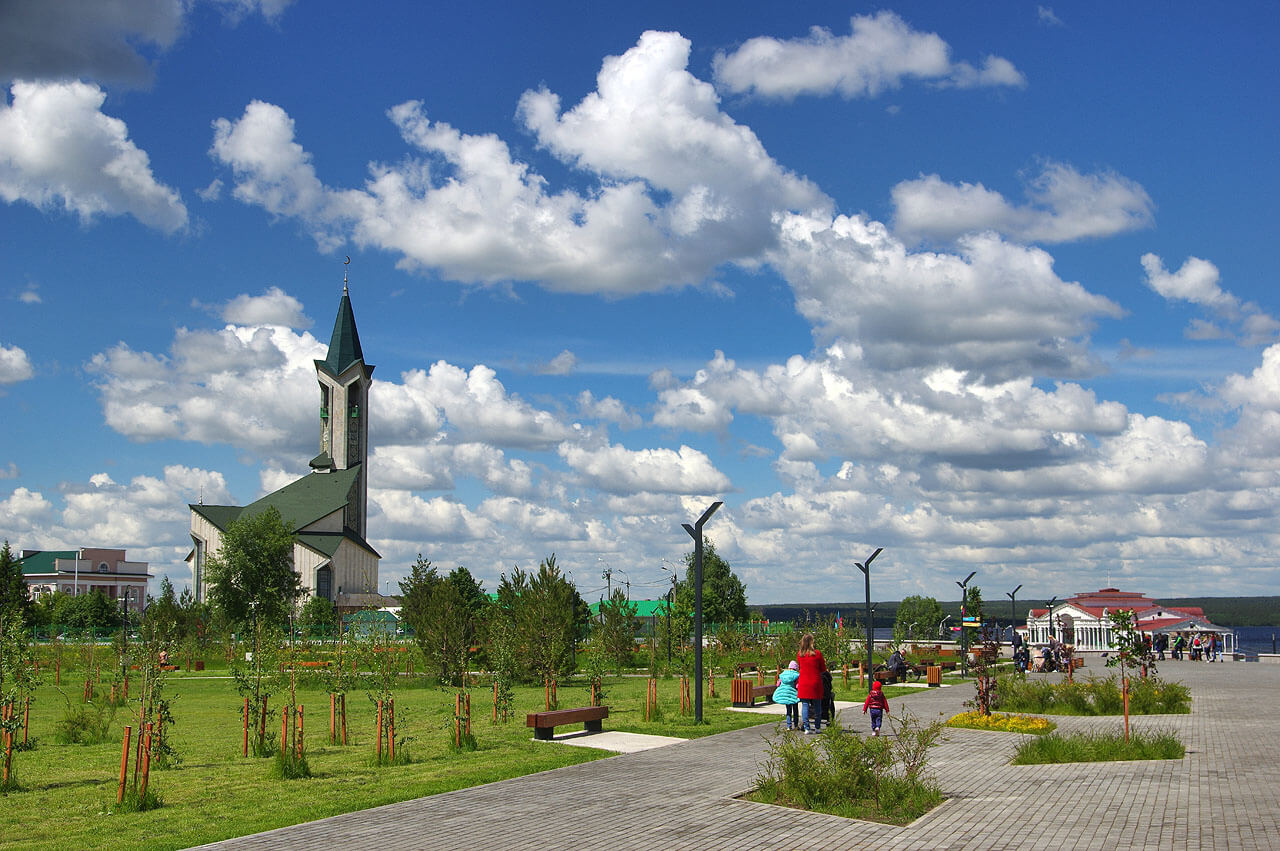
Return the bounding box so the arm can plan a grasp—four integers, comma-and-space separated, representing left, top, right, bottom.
1024, 587, 1236, 657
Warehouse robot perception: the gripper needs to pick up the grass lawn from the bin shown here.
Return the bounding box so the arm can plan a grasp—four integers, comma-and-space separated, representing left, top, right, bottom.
1, 666, 892, 849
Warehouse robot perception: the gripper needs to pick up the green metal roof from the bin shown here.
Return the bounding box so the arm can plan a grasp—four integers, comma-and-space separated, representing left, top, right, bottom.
589, 599, 670, 618
242, 466, 361, 531
190, 504, 244, 530
16, 550, 75, 576
190, 467, 380, 559
315, 291, 371, 378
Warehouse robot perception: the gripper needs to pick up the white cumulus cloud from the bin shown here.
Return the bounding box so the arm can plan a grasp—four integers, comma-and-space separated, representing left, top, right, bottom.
0, 344, 34, 384
558, 442, 731, 495
0, 80, 187, 232
712, 11, 1025, 100
892, 162, 1153, 245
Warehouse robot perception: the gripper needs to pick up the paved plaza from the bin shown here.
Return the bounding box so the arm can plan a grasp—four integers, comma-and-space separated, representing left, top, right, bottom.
196, 661, 1280, 850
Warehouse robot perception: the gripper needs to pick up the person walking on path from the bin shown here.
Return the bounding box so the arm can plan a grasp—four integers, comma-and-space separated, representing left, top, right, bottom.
863, 679, 889, 736
774, 661, 800, 730
795, 633, 827, 734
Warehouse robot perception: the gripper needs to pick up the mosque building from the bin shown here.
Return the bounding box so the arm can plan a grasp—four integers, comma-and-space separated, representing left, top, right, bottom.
187, 283, 382, 613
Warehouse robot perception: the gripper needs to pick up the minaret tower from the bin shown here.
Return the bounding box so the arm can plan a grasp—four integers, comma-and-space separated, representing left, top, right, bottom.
311, 265, 374, 538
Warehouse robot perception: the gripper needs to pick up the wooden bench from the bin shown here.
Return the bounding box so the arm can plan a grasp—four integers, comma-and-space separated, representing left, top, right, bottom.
730, 678, 775, 707
525, 706, 609, 740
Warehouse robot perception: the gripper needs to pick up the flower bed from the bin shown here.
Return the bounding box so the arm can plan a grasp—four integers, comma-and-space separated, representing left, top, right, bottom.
946, 711, 1055, 735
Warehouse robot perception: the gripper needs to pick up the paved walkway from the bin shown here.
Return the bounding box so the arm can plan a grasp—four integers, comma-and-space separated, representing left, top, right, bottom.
196, 662, 1280, 850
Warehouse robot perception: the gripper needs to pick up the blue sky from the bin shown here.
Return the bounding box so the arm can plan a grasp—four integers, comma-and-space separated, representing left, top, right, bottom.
3, 1, 1279, 606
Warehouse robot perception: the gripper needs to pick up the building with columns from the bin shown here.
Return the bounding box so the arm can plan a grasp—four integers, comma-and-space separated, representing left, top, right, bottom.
18, 547, 150, 614
188, 285, 381, 612
1024, 587, 1235, 657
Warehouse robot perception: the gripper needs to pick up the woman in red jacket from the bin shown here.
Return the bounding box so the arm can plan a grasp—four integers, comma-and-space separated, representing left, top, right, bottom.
795, 633, 827, 734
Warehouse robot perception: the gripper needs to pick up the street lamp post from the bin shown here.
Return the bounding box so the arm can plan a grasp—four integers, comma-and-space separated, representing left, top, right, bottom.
1007, 584, 1023, 644
1045, 596, 1058, 645
682, 500, 722, 723
956, 571, 976, 677
938, 614, 951, 640
854, 548, 884, 693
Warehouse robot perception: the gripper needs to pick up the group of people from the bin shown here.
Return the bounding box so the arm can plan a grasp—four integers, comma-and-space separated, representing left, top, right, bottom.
772, 633, 891, 737
1167, 631, 1223, 662
1009, 632, 1070, 673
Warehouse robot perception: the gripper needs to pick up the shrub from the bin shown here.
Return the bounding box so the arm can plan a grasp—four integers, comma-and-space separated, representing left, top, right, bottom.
53, 697, 116, 745
271, 749, 312, 779
1012, 729, 1184, 764
994, 673, 1189, 716
113, 785, 163, 813
751, 710, 945, 825
1129, 677, 1191, 715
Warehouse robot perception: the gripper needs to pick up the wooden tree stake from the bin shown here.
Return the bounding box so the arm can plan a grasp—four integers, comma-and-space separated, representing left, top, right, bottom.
242, 697, 249, 756
376, 699, 384, 763
138, 723, 153, 803
117, 725, 132, 803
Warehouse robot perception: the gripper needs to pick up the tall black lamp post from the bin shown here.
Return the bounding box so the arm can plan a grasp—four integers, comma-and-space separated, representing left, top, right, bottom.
855, 548, 884, 693
683, 500, 723, 723
1045, 596, 1058, 645
957, 571, 976, 677
1007, 584, 1023, 642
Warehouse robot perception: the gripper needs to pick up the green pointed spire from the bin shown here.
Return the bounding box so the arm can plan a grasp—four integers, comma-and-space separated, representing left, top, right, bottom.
319, 291, 365, 376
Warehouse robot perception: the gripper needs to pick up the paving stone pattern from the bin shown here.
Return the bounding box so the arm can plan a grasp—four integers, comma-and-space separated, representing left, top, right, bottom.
194, 662, 1280, 850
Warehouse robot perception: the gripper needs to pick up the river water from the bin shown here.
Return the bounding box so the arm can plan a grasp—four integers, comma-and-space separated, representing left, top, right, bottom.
1232, 625, 1280, 658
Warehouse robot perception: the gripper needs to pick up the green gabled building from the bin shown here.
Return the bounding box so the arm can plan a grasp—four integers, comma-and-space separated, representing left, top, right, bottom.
187, 283, 381, 611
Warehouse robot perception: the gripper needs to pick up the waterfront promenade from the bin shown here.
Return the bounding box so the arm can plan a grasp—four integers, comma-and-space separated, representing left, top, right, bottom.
197, 661, 1279, 850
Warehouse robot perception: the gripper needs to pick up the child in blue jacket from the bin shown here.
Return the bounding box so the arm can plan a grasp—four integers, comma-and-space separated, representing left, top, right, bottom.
774, 661, 800, 730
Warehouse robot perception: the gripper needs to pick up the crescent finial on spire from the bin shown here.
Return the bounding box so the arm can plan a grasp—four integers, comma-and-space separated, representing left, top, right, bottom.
343, 255, 351, 295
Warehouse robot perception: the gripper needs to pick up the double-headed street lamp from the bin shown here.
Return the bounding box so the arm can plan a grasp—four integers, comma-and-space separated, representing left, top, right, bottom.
956, 571, 976, 677
855, 548, 884, 693
682, 500, 722, 723
1007, 584, 1023, 642
1045, 596, 1058, 644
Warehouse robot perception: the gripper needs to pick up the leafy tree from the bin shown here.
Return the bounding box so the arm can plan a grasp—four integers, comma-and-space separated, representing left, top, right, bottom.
445, 566, 487, 619
595, 588, 638, 674
963, 586, 985, 627
53, 589, 123, 631
894, 596, 946, 644
144, 576, 183, 644
0, 609, 39, 789
397, 555, 438, 647
0, 541, 33, 627
398, 556, 481, 686
204, 506, 301, 632
677, 538, 748, 626
495, 554, 584, 684
298, 596, 337, 638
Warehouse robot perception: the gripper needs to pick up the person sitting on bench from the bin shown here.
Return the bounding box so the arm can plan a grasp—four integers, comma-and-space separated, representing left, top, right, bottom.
887, 648, 908, 681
